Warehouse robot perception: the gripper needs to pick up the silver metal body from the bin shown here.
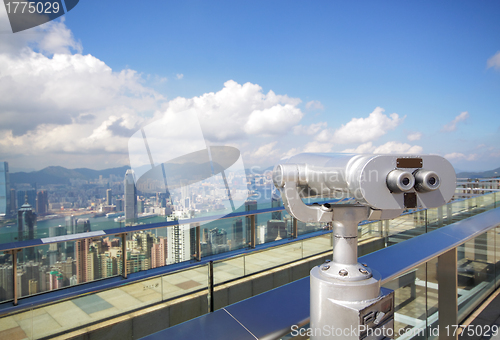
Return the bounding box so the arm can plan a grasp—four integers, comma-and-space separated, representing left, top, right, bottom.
273, 153, 456, 339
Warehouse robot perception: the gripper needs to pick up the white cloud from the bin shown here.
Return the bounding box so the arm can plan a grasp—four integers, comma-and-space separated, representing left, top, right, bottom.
253, 141, 279, 158
0, 17, 166, 168
331, 107, 404, 144
303, 141, 333, 153
176, 73, 184, 79
342, 141, 423, 154
0, 50, 161, 135
373, 141, 423, 154
487, 51, 500, 71
342, 142, 376, 154
243, 141, 282, 166
444, 152, 478, 161
442, 111, 469, 132
0, 8, 81, 56
37, 19, 83, 55
293, 122, 327, 135
305, 100, 324, 111
407, 132, 422, 141
244, 104, 303, 136
169, 80, 303, 142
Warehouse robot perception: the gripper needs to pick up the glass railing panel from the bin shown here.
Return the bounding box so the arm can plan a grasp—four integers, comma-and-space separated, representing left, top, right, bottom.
244, 242, 302, 275
426, 207, 440, 230
202, 216, 247, 256
0, 252, 13, 304
259, 211, 292, 246
387, 212, 426, 246
457, 231, 496, 322
297, 220, 326, 236
451, 199, 468, 222
382, 264, 427, 339
467, 197, 478, 218
162, 265, 208, 301
302, 233, 332, 258
213, 257, 244, 285
481, 193, 495, 210
358, 221, 378, 242
16, 234, 123, 299
128, 224, 196, 275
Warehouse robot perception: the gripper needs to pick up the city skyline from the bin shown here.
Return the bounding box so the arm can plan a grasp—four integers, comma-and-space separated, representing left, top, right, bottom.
0, 2, 499, 173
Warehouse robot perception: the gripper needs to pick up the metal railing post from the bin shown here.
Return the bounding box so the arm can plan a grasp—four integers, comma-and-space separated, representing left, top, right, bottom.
250, 215, 256, 248
195, 224, 201, 261
208, 261, 214, 312
12, 249, 18, 306
438, 247, 458, 340
121, 233, 127, 279
292, 217, 298, 238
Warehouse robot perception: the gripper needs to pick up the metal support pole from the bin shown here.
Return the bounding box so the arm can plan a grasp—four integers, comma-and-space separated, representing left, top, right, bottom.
12, 249, 18, 306
250, 215, 256, 248
121, 233, 127, 279
292, 217, 298, 238
208, 261, 214, 312
195, 224, 201, 261
438, 248, 458, 340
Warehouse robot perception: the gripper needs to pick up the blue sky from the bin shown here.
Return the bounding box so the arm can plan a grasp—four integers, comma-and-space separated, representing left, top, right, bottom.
1, 1, 499, 172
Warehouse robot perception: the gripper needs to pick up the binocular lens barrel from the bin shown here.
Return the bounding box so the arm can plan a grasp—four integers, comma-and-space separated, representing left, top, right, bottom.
414, 170, 440, 192
386, 170, 415, 193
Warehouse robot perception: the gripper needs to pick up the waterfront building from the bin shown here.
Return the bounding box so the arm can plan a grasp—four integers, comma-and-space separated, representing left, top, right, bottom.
106, 189, 112, 206
17, 195, 37, 244
124, 170, 137, 226
0, 162, 10, 217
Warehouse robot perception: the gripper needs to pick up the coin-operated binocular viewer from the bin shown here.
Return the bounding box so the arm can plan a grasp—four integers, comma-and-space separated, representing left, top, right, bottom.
273, 154, 456, 339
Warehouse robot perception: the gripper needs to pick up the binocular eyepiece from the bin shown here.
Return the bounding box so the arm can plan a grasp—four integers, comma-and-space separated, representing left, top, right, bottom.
386, 169, 440, 193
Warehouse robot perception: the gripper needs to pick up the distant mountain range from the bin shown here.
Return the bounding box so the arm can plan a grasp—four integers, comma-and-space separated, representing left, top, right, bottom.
456, 167, 500, 179
10, 166, 131, 185
9, 164, 499, 186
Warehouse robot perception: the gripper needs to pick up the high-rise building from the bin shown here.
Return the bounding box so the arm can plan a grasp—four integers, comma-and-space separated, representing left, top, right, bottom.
75, 219, 91, 234
10, 189, 16, 216
16, 190, 36, 212
116, 198, 124, 212
17, 195, 37, 243
166, 225, 193, 265
271, 195, 282, 221
0, 162, 10, 217
98, 254, 117, 278
106, 189, 112, 206
245, 200, 257, 244
0, 265, 13, 301
138, 199, 144, 214
266, 220, 287, 243
36, 191, 48, 215
28, 279, 38, 295
75, 238, 91, 283
232, 219, 243, 248
47, 225, 67, 264
124, 170, 137, 226
151, 238, 168, 269
207, 228, 229, 254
